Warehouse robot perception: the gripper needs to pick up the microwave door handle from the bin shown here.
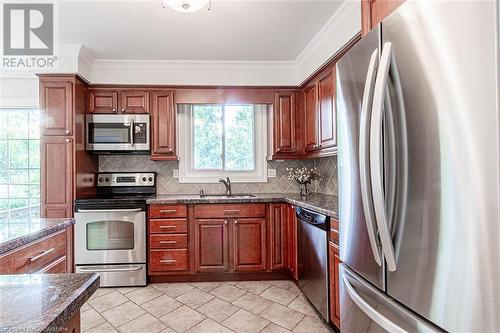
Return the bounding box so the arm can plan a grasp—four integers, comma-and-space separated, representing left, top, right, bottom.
130, 118, 135, 147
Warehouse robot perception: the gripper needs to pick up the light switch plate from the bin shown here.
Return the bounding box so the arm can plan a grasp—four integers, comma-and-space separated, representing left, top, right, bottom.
268, 169, 277, 178
173, 169, 179, 179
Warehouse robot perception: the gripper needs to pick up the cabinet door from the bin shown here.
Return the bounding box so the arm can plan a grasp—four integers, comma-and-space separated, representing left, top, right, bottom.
287, 205, 298, 280
329, 241, 341, 328
269, 204, 287, 270
89, 90, 118, 114
233, 218, 266, 272
318, 69, 337, 149
304, 84, 319, 152
150, 91, 176, 160
195, 219, 229, 272
273, 91, 297, 156
120, 91, 149, 114
41, 137, 73, 218
40, 80, 73, 136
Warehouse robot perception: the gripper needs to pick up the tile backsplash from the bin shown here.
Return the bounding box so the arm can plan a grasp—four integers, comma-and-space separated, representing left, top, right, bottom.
99, 155, 337, 196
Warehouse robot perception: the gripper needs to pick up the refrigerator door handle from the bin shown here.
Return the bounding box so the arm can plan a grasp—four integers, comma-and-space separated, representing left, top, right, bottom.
370, 42, 397, 271
343, 274, 408, 333
359, 49, 383, 266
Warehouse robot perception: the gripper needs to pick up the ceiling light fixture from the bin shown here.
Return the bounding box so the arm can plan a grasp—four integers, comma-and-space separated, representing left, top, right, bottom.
161, 0, 211, 13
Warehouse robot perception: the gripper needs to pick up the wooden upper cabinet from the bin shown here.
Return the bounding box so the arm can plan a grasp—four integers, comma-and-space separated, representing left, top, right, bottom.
89, 90, 118, 114
269, 204, 287, 271
273, 91, 298, 158
318, 69, 336, 150
304, 84, 319, 152
362, 0, 406, 35
40, 80, 73, 136
41, 136, 73, 218
120, 91, 149, 114
195, 219, 229, 272
232, 218, 266, 272
150, 91, 177, 160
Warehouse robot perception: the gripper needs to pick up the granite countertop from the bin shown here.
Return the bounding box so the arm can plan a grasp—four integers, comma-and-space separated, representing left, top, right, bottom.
0, 273, 99, 333
147, 192, 338, 218
0, 218, 75, 256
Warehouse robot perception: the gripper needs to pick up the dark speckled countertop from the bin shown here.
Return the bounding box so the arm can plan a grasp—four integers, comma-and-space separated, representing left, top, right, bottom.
0, 218, 75, 255
146, 192, 338, 218
0, 273, 99, 333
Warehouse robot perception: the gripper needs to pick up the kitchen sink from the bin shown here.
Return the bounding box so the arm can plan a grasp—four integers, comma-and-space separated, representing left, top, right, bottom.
200, 194, 256, 199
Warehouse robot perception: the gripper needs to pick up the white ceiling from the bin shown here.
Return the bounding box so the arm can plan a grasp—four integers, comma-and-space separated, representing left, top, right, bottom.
60, 0, 345, 61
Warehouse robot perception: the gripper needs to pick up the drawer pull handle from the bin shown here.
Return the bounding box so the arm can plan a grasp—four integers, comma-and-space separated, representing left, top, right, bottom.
223, 210, 240, 213
29, 248, 55, 262
159, 241, 177, 244
160, 209, 177, 214
159, 225, 176, 229
160, 259, 177, 264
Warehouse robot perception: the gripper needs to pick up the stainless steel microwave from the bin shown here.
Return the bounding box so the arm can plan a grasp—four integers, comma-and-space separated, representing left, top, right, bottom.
86, 114, 150, 153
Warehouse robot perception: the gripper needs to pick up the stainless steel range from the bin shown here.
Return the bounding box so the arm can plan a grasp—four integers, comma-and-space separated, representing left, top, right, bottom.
74, 172, 155, 287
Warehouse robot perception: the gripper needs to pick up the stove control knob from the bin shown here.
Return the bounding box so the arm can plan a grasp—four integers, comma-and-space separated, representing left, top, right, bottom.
148, 177, 153, 182
98, 177, 104, 183
105, 177, 110, 182
142, 177, 147, 182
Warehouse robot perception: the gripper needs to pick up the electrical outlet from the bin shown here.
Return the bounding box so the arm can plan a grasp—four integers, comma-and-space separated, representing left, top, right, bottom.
268, 169, 277, 178
173, 169, 179, 179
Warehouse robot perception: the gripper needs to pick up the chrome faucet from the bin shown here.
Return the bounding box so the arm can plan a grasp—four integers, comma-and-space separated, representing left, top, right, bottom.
219, 177, 232, 196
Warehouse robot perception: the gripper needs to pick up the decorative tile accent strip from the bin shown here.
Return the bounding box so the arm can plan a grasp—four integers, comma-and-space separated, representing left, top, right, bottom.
99, 156, 338, 195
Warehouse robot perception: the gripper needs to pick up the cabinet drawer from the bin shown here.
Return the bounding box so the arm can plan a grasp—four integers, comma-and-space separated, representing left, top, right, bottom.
149, 219, 188, 234
195, 204, 266, 218
0, 230, 67, 274
150, 249, 188, 271
149, 205, 187, 218
37, 256, 67, 273
150, 234, 188, 249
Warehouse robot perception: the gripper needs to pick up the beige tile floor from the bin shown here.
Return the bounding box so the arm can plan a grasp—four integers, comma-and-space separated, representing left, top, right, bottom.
81, 280, 334, 333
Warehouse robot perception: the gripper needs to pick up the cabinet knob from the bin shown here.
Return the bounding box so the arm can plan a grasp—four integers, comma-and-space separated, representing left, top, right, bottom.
168, 148, 173, 152
234, 220, 238, 224
121, 108, 125, 112
224, 220, 228, 225
65, 138, 71, 143
112, 108, 116, 113
65, 129, 70, 135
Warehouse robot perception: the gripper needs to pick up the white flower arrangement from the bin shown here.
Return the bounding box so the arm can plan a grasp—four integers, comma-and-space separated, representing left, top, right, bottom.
286, 167, 322, 185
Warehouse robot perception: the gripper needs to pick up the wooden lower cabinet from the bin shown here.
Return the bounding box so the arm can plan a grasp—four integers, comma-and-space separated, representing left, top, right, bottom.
62, 311, 81, 333
0, 228, 72, 274
269, 204, 287, 271
329, 241, 341, 328
195, 219, 230, 272
233, 218, 266, 272
287, 205, 298, 280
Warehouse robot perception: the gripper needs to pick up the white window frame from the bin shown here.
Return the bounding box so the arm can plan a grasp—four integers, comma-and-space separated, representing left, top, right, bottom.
178, 104, 268, 183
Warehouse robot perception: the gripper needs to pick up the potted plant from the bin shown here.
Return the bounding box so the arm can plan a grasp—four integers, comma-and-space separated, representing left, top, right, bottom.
286, 167, 322, 197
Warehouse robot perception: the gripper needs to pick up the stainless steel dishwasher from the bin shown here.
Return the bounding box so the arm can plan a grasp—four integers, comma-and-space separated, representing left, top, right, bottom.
296, 206, 329, 320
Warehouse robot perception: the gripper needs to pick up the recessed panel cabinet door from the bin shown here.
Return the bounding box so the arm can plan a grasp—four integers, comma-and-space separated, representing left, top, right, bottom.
329, 241, 340, 328
269, 204, 287, 270
195, 219, 229, 272
273, 91, 297, 156
40, 80, 73, 136
150, 91, 176, 159
318, 69, 336, 149
89, 90, 118, 114
120, 91, 149, 114
304, 84, 319, 152
233, 218, 266, 272
41, 137, 73, 218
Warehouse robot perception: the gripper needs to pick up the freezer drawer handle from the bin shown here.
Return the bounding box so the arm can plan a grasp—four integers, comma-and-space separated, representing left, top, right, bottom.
359, 48, 383, 266
370, 41, 398, 271
343, 274, 407, 333
78, 265, 143, 273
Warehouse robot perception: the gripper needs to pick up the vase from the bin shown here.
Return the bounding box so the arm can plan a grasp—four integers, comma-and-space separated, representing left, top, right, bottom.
299, 182, 309, 197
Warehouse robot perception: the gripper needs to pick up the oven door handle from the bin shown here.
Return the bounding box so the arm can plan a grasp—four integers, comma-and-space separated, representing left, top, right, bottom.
78, 265, 144, 273
76, 208, 143, 213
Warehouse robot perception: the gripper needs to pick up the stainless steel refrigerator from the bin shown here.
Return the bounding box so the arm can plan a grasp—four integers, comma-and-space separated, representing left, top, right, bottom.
336, 1, 500, 332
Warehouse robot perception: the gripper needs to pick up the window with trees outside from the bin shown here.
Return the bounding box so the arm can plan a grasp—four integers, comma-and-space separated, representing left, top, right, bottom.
0, 109, 40, 222
178, 104, 268, 183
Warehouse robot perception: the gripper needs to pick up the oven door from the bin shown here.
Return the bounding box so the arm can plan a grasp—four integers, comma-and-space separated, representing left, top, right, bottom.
86, 114, 150, 152
75, 208, 146, 265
